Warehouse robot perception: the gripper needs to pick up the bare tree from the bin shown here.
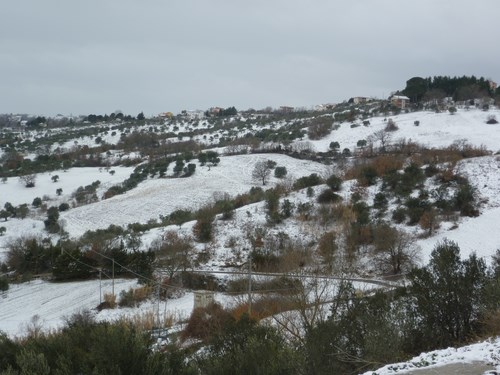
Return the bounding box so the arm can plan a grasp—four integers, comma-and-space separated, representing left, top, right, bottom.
252, 160, 271, 185
272, 276, 355, 346
422, 88, 446, 105
368, 130, 392, 153
153, 231, 193, 281
292, 141, 313, 153
271, 276, 330, 344
419, 208, 440, 237
317, 230, 338, 271
373, 223, 420, 275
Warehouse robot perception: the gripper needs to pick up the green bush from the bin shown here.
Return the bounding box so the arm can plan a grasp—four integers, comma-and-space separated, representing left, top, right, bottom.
0, 276, 8, 291
266, 160, 277, 169
169, 209, 194, 226
356, 139, 367, 147
454, 181, 479, 217
58, 203, 70, 211
373, 192, 388, 210
353, 202, 371, 225
360, 166, 378, 186
405, 197, 430, 225
317, 189, 342, 204
325, 175, 342, 191
32, 197, 42, 208
280, 199, 294, 218
193, 211, 215, 243
329, 141, 340, 150
342, 148, 351, 157
8, 314, 174, 374
293, 174, 322, 190
181, 271, 220, 290
274, 166, 287, 178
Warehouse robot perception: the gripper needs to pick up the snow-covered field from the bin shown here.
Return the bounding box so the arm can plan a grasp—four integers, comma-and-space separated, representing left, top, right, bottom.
311, 107, 500, 153
0, 278, 138, 337
0, 166, 134, 208
61, 153, 328, 237
0, 278, 233, 338
0, 166, 134, 262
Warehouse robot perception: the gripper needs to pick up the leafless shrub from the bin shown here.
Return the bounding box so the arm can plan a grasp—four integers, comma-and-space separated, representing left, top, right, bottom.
307, 117, 332, 140
19, 173, 37, 188
181, 302, 232, 342
118, 286, 153, 307
384, 118, 399, 132
372, 224, 420, 275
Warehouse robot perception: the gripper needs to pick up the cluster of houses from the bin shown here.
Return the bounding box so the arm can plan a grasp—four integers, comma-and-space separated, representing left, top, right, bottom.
157, 85, 494, 119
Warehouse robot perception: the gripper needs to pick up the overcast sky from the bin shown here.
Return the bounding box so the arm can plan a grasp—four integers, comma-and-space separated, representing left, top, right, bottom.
1, 0, 498, 117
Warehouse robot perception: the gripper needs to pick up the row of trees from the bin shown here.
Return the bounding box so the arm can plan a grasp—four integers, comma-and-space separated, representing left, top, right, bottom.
402, 75, 497, 103
204, 106, 238, 117
103, 150, 219, 199
85, 112, 139, 123
4, 233, 155, 282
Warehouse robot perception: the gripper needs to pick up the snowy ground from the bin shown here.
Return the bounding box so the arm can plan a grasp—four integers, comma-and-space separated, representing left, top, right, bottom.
0, 278, 137, 337
415, 155, 500, 264
0, 166, 134, 208
360, 337, 500, 374
310, 107, 500, 153
0, 166, 134, 262
60, 153, 328, 237
0, 278, 233, 338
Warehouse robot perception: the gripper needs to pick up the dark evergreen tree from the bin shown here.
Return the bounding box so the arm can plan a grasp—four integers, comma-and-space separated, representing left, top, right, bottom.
44, 206, 60, 233
402, 77, 428, 103
407, 240, 488, 350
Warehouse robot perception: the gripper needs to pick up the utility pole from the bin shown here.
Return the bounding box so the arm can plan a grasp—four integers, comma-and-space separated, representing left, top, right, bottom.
59, 219, 66, 256
112, 259, 115, 298
99, 270, 102, 304
157, 283, 161, 328
248, 255, 252, 316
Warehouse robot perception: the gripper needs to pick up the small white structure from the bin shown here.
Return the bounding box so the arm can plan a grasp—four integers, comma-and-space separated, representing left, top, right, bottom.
351, 96, 369, 105
391, 95, 410, 109
193, 290, 215, 309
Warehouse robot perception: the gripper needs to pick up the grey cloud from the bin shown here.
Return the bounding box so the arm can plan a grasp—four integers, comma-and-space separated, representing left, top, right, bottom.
0, 0, 498, 115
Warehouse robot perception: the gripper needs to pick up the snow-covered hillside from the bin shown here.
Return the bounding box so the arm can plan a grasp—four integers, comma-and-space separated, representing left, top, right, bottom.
60, 153, 328, 237
1, 106, 500, 345
0, 166, 134, 208
310, 107, 500, 153
416, 155, 500, 263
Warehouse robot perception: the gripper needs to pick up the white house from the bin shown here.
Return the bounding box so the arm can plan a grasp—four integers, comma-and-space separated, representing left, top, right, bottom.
390, 95, 410, 109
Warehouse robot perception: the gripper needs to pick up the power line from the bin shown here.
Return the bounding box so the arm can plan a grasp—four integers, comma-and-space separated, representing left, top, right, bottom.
188, 269, 400, 288
86, 248, 184, 292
